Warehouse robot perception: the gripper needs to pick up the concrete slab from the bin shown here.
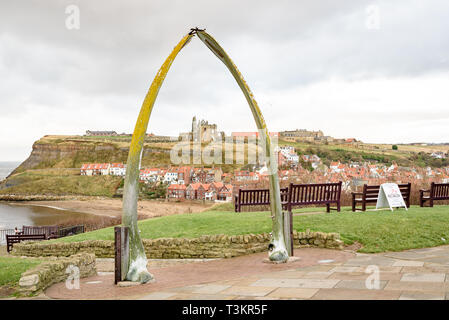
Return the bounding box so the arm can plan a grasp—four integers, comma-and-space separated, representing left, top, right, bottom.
293, 265, 336, 272
167, 293, 235, 300
219, 286, 276, 297
138, 292, 177, 300
424, 264, 449, 272
375, 266, 403, 273
251, 278, 340, 289
328, 272, 401, 281
384, 252, 438, 260
209, 278, 260, 286
256, 271, 307, 279
410, 247, 444, 253
392, 260, 425, 267
399, 292, 445, 300
419, 257, 449, 265
191, 285, 231, 294
384, 280, 447, 292
344, 256, 395, 267
300, 272, 333, 279
328, 272, 369, 280
267, 288, 319, 299
335, 280, 387, 290
401, 273, 446, 283
165, 284, 205, 293
311, 288, 400, 300
330, 266, 364, 273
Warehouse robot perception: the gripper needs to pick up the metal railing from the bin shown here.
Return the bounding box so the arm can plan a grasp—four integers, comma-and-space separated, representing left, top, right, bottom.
58, 225, 85, 238
0, 229, 19, 244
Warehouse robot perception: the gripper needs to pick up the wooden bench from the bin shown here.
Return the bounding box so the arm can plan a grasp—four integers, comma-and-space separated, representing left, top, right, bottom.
6, 234, 46, 253
22, 225, 59, 239
352, 183, 411, 211
234, 182, 342, 213
420, 182, 449, 207
287, 182, 342, 213
234, 187, 289, 212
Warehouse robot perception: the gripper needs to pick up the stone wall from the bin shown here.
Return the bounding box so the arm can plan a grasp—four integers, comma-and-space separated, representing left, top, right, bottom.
12, 230, 344, 259
18, 253, 96, 295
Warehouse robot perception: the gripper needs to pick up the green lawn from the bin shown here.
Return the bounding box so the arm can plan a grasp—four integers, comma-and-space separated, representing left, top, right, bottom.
293, 206, 449, 253
0, 173, 122, 197
49, 205, 449, 253
0, 256, 41, 287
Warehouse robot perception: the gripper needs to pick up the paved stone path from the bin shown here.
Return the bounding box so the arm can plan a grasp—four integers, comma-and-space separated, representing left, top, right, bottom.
44, 245, 449, 300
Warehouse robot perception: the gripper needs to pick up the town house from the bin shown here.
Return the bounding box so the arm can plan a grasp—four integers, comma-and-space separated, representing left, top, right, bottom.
167, 184, 186, 199
217, 184, 233, 201
186, 183, 201, 200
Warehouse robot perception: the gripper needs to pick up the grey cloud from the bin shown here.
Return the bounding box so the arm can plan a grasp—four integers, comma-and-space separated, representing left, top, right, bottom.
1, 0, 449, 160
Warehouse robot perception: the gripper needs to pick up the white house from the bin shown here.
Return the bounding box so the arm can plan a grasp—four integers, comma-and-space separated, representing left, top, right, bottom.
140, 168, 162, 182
285, 153, 299, 163
164, 170, 179, 183
431, 151, 446, 159
110, 163, 126, 176
330, 162, 344, 173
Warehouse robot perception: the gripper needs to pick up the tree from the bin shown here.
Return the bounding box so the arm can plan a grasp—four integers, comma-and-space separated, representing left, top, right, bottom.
392, 145, 398, 150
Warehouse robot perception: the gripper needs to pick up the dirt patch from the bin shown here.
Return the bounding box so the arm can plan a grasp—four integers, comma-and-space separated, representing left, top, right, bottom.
16, 199, 215, 219
345, 241, 363, 252
0, 286, 16, 298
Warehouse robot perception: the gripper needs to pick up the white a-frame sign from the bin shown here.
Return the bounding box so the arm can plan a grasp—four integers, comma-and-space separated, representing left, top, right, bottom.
376, 183, 408, 211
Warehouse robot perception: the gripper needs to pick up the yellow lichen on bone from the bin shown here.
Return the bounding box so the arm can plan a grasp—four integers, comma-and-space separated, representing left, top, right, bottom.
123, 29, 288, 283
122, 33, 194, 283
196, 31, 287, 261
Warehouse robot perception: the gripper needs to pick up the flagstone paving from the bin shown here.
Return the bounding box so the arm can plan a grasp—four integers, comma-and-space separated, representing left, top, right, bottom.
40, 245, 449, 300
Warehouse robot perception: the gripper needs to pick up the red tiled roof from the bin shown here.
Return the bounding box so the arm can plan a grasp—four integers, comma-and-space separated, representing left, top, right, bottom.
188, 183, 202, 190
168, 184, 186, 190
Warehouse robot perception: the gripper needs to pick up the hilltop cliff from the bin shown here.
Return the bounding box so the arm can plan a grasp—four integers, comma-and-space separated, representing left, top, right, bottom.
0, 135, 173, 197
2, 134, 448, 198
12, 135, 172, 175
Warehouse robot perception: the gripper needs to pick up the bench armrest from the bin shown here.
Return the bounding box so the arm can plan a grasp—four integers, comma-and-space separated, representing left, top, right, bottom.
419, 189, 430, 193
352, 192, 364, 196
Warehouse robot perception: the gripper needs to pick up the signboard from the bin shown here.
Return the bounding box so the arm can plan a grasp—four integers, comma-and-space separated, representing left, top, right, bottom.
376, 183, 408, 211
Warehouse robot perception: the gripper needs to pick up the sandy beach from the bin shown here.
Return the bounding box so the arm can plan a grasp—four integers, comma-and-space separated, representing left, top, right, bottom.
12, 198, 215, 219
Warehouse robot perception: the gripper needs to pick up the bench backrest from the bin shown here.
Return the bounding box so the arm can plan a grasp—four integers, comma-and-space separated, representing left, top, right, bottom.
237, 187, 289, 206
6, 234, 47, 242
236, 182, 342, 209
363, 183, 411, 199
6, 234, 46, 252
288, 182, 342, 205
431, 182, 449, 199
23, 225, 58, 239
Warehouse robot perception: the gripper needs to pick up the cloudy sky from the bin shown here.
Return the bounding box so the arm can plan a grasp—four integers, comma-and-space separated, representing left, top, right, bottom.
1, 0, 448, 161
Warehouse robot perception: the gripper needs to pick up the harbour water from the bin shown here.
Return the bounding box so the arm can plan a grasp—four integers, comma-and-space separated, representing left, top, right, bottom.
0, 161, 20, 181
0, 203, 94, 230
0, 161, 100, 243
